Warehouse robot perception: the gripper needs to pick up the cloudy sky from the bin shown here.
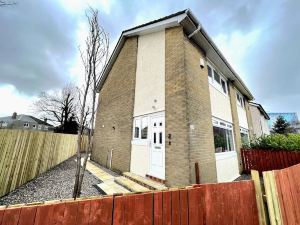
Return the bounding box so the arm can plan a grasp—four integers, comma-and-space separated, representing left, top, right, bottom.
0, 0, 300, 118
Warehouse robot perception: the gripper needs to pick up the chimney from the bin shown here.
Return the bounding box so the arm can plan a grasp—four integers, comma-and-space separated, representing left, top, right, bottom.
44, 118, 47, 123
12, 112, 17, 119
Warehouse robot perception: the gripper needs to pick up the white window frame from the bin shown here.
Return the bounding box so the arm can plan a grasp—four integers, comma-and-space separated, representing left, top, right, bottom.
207, 62, 228, 96
38, 125, 42, 130
23, 123, 29, 128
132, 115, 149, 145
212, 117, 235, 153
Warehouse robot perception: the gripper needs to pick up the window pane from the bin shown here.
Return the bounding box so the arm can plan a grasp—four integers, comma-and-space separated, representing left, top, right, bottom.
214, 71, 220, 84
154, 132, 156, 144
221, 79, 227, 94
134, 119, 140, 138
213, 126, 234, 153
159, 132, 162, 144
208, 66, 212, 78
141, 117, 148, 139
241, 133, 249, 146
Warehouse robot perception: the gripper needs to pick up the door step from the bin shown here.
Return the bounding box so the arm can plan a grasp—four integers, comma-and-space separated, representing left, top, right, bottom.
96, 180, 130, 195
123, 172, 167, 190
114, 177, 150, 193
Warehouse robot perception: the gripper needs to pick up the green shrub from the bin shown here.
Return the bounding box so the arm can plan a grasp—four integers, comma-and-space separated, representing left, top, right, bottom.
245, 134, 300, 151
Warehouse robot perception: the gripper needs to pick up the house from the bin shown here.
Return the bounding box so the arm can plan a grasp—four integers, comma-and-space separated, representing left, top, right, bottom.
249, 102, 270, 137
0, 112, 53, 131
268, 112, 300, 133
92, 9, 254, 186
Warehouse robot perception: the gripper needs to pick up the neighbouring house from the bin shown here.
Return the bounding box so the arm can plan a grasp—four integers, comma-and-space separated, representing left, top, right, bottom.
268, 112, 300, 133
0, 112, 53, 131
92, 9, 254, 186
249, 102, 270, 137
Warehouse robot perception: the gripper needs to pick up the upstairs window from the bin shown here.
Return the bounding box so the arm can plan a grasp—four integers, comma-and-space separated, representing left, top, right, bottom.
208, 66, 213, 83
207, 63, 227, 95
236, 92, 244, 108
214, 71, 220, 84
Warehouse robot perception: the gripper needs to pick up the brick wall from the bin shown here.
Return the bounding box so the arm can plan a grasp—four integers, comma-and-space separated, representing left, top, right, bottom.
165, 27, 190, 186
244, 100, 254, 139
228, 83, 243, 172
92, 37, 138, 172
184, 36, 217, 184
165, 27, 217, 186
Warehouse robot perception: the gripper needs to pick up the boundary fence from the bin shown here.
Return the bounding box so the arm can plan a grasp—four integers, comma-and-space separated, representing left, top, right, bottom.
0, 130, 85, 197
241, 148, 300, 173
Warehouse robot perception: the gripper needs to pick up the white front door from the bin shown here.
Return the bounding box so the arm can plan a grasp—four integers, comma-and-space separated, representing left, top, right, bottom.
149, 115, 165, 180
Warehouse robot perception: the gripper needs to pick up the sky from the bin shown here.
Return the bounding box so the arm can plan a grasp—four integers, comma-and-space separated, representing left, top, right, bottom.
0, 0, 300, 118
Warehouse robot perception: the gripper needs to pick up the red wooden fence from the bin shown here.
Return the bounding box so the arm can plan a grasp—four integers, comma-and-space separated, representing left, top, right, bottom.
241, 148, 300, 173
274, 163, 300, 225
0, 181, 259, 225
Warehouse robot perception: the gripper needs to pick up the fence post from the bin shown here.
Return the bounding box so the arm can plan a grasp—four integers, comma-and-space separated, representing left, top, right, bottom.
195, 162, 200, 184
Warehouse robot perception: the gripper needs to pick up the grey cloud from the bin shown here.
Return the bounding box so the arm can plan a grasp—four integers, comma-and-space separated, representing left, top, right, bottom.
0, 0, 78, 95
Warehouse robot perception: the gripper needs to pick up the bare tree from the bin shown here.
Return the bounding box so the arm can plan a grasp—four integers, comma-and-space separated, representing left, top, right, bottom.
73, 7, 109, 198
33, 83, 79, 133
0, 1, 16, 7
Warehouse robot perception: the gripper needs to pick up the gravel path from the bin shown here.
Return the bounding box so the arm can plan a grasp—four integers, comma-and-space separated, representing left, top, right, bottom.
0, 156, 102, 206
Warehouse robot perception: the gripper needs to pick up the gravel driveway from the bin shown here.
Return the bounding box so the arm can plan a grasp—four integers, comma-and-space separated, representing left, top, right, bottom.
0, 156, 102, 206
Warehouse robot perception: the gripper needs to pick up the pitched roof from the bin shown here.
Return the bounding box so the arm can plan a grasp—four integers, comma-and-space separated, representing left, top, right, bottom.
0, 114, 53, 126
97, 9, 254, 100
249, 102, 270, 120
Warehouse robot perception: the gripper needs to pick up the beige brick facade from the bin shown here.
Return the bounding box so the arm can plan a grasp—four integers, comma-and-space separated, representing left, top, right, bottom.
183, 36, 217, 184
245, 100, 254, 139
92, 37, 138, 172
165, 27, 190, 186
228, 83, 243, 172
164, 27, 217, 186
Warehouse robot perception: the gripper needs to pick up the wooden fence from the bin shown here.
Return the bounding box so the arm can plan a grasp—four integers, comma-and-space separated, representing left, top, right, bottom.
0, 129, 85, 198
241, 148, 300, 173
251, 162, 300, 225
0, 180, 259, 225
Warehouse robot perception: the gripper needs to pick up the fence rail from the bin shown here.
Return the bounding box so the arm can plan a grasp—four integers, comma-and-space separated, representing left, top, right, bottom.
0, 129, 84, 197
0, 180, 259, 225
241, 148, 300, 173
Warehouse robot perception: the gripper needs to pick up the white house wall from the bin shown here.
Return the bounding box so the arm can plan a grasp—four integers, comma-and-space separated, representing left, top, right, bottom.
237, 105, 248, 129
131, 30, 165, 177
215, 152, 240, 182
133, 30, 165, 117
209, 85, 233, 123
130, 144, 149, 177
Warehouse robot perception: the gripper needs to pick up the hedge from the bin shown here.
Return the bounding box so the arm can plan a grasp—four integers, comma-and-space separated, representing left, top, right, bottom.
246, 134, 300, 151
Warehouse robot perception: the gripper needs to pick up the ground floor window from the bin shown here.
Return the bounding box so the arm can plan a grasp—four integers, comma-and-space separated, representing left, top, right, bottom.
133, 116, 148, 140
212, 118, 235, 153
240, 127, 249, 146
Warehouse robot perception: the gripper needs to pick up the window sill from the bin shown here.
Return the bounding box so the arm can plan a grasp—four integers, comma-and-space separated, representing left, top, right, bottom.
215, 151, 237, 160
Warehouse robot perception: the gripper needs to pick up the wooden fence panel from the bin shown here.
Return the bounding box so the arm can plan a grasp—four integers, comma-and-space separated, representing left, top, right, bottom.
273, 163, 300, 225
241, 149, 300, 173
0, 130, 85, 198
0, 180, 260, 225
